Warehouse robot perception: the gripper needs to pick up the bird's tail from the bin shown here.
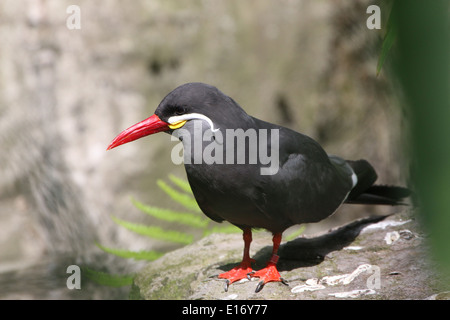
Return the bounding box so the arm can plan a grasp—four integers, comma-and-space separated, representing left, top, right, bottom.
344, 159, 411, 206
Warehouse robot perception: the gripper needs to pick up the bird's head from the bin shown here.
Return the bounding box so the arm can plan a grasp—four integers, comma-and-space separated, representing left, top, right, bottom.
107, 82, 249, 150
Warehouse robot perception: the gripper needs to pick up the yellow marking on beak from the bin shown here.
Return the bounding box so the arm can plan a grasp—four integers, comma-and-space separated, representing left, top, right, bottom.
168, 120, 187, 130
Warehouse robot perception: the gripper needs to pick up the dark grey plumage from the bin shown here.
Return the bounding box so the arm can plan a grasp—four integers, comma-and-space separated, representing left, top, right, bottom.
154, 83, 410, 234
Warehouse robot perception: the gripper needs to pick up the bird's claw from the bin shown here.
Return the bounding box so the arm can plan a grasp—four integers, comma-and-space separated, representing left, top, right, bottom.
218, 262, 253, 292
255, 281, 265, 293
248, 263, 287, 292
253, 277, 288, 293
224, 280, 230, 292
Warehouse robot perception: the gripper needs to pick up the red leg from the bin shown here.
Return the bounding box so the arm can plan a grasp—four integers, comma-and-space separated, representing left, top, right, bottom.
218, 229, 255, 291
250, 233, 287, 292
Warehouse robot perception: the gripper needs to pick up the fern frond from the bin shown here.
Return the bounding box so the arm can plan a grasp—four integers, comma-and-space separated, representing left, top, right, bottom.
96, 243, 164, 261
285, 225, 306, 241
376, 3, 397, 76
131, 197, 209, 229
168, 174, 193, 194
111, 216, 193, 244
203, 224, 241, 236
157, 179, 201, 213
82, 267, 134, 287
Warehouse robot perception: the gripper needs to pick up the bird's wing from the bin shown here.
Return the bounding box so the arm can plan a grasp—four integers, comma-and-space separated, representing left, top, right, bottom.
328, 155, 358, 189
255, 127, 355, 225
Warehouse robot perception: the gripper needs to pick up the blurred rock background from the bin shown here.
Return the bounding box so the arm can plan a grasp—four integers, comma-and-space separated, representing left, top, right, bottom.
0, 0, 409, 299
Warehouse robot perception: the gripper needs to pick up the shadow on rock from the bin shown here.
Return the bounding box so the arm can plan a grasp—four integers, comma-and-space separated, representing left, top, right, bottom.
221, 215, 389, 273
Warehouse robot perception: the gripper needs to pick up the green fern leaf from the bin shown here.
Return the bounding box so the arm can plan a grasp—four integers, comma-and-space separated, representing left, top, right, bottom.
168, 174, 193, 194
131, 197, 209, 229
82, 267, 134, 287
285, 225, 306, 241
96, 243, 164, 261
376, 3, 398, 76
203, 224, 241, 236
111, 216, 193, 244
157, 179, 201, 212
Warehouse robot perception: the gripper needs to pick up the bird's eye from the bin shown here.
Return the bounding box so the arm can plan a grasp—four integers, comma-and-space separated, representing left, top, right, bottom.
174, 107, 185, 115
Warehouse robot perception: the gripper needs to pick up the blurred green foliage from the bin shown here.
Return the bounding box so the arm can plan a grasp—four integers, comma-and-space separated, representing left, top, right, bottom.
393, 1, 450, 277
376, 1, 397, 76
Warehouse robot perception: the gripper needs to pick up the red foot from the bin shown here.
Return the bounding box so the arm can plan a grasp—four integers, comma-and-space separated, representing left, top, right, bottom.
250, 263, 281, 283
218, 260, 255, 286
249, 262, 287, 292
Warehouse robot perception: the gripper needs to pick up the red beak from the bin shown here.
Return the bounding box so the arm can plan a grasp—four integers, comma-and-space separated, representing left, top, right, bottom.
107, 114, 170, 150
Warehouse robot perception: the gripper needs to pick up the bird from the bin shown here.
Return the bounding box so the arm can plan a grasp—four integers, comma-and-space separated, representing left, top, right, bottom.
107, 82, 410, 293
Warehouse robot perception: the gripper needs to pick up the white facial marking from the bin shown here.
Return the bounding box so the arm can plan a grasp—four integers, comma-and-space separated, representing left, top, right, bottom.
351, 172, 358, 188
167, 113, 219, 132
